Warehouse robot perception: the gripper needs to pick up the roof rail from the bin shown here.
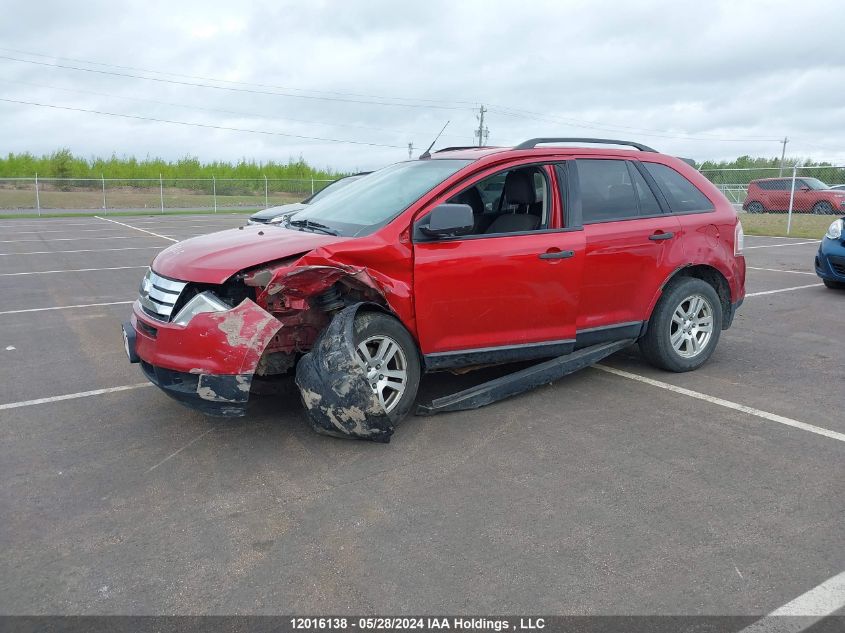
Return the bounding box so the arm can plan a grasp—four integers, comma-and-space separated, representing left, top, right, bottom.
434, 146, 493, 153
514, 137, 657, 152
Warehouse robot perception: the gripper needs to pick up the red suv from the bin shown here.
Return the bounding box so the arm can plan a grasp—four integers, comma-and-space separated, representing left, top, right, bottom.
743, 177, 845, 214
122, 138, 746, 442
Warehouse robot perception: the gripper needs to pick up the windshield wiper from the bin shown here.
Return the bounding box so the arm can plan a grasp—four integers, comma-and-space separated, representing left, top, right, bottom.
286, 218, 340, 236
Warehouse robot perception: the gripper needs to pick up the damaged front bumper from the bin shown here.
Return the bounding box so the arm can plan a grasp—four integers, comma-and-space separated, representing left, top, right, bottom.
140, 361, 252, 417
125, 297, 282, 416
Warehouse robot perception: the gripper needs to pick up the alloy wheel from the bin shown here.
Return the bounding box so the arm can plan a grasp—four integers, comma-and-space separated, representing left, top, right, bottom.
670, 294, 714, 358
355, 335, 408, 414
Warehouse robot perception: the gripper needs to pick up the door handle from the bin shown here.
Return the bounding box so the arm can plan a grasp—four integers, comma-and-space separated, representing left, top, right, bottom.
649, 231, 675, 241
539, 250, 575, 260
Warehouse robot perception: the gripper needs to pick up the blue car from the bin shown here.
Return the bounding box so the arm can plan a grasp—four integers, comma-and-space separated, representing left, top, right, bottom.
815, 217, 845, 289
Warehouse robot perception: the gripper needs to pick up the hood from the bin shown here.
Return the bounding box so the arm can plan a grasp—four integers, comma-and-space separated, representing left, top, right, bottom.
250, 202, 308, 221
152, 225, 349, 284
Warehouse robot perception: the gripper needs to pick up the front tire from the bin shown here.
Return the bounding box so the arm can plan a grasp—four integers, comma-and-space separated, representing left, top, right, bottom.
353, 311, 420, 423
746, 201, 765, 214
639, 278, 723, 372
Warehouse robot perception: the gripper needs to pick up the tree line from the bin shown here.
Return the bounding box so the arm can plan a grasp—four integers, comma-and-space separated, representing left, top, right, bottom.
1, 149, 841, 188
0, 149, 343, 181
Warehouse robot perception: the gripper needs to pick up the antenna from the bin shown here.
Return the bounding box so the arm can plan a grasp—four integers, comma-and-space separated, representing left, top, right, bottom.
419, 120, 450, 159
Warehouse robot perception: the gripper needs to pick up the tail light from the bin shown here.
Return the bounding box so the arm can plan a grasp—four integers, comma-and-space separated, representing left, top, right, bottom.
734, 221, 744, 256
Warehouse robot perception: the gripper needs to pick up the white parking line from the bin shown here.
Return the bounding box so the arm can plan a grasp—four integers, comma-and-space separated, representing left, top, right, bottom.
0, 235, 149, 243
0, 246, 163, 256
0, 266, 147, 277
5, 224, 217, 235
594, 365, 845, 443
745, 241, 819, 249
747, 267, 817, 276
96, 216, 178, 242
745, 234, 811, 240
0, 301, 133, 315
746, 283, 823, 297
739, 570, 845, 631
0, 383, 152, 411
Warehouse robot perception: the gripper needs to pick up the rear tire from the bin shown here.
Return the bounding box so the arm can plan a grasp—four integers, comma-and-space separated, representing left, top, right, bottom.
353, 311, 420, 423
813, 201, 834, 215
823, 279, 845, 290
746, 201, 765, 214
639, 278, 723, 372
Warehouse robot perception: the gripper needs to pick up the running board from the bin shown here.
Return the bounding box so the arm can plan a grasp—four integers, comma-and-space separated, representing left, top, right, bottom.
415, 339, 633, 416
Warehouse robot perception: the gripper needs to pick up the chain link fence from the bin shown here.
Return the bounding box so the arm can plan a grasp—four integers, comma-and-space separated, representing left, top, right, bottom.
701, 166, 845, 212
0, 177, 337, 216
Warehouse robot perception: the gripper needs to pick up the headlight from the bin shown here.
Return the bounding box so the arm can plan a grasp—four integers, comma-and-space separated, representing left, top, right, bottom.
825, 219, 843, 240
734, 221, 744, 256
268, 215, 286, 224
171, 291, 230, 326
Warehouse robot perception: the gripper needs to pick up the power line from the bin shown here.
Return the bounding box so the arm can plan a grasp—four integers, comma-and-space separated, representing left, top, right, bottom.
0, 97, 406, 148
486, 105, 782, 142
0, 47, 785, 146
0, 55, 474, 111
0, 77, 470, 140
0, 46, 481, 109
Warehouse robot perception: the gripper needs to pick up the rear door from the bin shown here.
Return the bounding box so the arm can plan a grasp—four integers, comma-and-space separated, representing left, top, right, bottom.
413, 164, 585, 363
574, 158, 683, 330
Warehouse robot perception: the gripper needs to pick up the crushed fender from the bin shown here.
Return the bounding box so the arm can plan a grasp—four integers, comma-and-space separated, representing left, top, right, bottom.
295, 304, 394, 443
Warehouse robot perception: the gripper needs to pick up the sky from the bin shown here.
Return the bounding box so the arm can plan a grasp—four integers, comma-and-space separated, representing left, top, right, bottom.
1, 0, 843, 172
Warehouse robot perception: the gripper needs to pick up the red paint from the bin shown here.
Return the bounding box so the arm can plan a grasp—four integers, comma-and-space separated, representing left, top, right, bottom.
132, 298, 282, 374
743, 178, 845, 214
131, 145, 746, 379
153, 225, 348, 284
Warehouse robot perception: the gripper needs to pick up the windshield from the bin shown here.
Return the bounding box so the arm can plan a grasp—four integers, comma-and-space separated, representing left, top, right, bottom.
304, 175, 363, 204
802, 177, 829, 190
291, 159, 472, 236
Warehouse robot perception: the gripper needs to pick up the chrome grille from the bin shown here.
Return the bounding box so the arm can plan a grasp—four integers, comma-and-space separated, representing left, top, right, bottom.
138, 269, 187, 321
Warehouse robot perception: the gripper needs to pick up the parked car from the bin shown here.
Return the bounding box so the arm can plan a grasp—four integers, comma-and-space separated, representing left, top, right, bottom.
743, 177, 845, 214
122, 138, 746, 442
815, 216, 845, 289
247, 173, 370, 225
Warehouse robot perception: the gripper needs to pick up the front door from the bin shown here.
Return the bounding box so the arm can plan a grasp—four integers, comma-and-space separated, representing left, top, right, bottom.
412, 164, 585, 361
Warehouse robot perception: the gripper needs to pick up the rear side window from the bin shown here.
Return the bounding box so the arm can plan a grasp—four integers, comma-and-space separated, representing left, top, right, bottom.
643, 162, 714, 213
577, 159, 656, 223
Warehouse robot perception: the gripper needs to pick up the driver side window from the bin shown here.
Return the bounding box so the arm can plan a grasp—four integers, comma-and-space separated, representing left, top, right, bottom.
446, 165, 550, 236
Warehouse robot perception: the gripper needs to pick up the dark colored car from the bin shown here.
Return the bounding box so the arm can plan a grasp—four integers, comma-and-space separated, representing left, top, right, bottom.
743, 177, 845, 214
815, 217, 845, 289
123, 138, 745, 442
248, 173, 370, 225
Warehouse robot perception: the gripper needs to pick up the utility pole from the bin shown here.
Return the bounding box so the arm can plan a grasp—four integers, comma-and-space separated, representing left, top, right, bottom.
475, 104, 489, 147
779, 137, 789, 176
408, 142, 414, 159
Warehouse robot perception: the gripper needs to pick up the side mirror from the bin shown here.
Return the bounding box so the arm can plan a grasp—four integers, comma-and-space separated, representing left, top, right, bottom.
419, 203, 474, 238
800, 186, 810, 192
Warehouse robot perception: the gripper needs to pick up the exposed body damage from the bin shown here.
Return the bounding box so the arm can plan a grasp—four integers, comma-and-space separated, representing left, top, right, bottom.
129, 240, 405, 420
129, 298, 283, 416
294, 304, 394, 442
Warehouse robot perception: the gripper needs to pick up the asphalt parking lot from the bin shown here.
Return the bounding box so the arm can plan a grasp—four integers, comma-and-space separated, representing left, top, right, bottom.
0, 214, 842, 617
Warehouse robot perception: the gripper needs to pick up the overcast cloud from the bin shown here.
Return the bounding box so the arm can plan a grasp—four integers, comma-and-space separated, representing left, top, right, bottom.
1, 0, 843, 171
